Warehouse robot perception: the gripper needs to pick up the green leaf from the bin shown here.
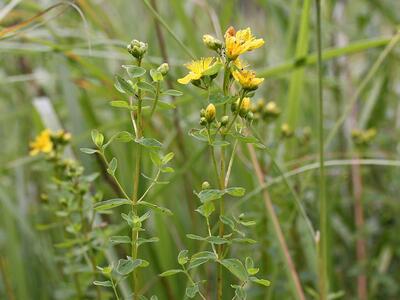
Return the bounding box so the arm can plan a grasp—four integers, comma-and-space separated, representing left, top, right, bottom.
225, 187, 245, 197
150, 69, 163, 82
116, 258, 143, 275
232, 132, 262, 144
220, 215, 235, 230
220, 259, 248, 281
206, 236, 231, 245
136, 201, 173, 215
137, 237, 159, 246
245, 257, 254, 270
94, 198, 131, 210
188, 128, 208, 142
178, 250, 189, 265
185, 284, 199, 298
80, 148, 98, 154
114, 131, 134, 142
159, 269, 183, 277
122, 65, 146, 78
195, 202, 215, 218
137, 81, 155, 93
107, 157, 117, 175
210, 140, 230, 147
91, 129, 104, 147
109, 100, 131, 109
135, 137, 162, 148
160, 166, 174, 173
162, 152, 174, 164
188, 251, 217, 270
110, 236, 131, 245
149, 151, 162, 167
209, 93, 232, 106
162, 89, 183, 97
93, 280, 112, 287
195, 189, 225, 203
234, 286, 246, 299
232, 238, 257, 244
249, 276, 271, 287
186, 234, 206, 241
115, 75, 134, 94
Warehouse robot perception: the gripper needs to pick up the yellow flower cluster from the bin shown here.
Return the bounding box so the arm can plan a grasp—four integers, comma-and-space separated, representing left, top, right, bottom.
29, 129, 71, 156
178, 26, 264, 91
29, 129, 53, 156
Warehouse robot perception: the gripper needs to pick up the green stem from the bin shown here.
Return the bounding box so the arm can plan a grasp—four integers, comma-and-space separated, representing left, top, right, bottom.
98, 152, 130, 200
315, 1, 328, 299
225, 92, 245, 133
73, 274, 83, 300
150, 81, 161, 117
207, 127, 220, 183
110, 276, 121, 300
131, 58, 143, 300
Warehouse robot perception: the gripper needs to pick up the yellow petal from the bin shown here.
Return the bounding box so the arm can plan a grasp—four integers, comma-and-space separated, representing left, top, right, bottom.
248, 38, 265, 51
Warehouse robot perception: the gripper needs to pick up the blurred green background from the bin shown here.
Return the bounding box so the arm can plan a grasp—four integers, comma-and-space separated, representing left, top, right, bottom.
1, 0, 400, 299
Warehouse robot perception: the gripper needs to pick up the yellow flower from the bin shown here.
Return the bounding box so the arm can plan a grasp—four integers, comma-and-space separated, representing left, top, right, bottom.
178, 57, 221, 85
224, 26, 265, 60
232, 68, 264, 90
29, 129, 53, 156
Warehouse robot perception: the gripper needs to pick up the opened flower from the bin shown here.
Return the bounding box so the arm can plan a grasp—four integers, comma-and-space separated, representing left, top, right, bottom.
224, 27, 265, 60
232, 68, 264, 91
29, 129, 53, 156
178, 57, 221, 85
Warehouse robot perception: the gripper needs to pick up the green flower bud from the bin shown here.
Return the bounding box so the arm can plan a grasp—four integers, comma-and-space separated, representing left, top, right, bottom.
202, 34, 223, 51
200, 108, 206, 118
201, 181, 210, 190
205, 103, 216, 123
221, 115, 229, 126
200, 117, 208, 126
246, 111, 254, 121
127, 39, 148, 60
157, 63, 169, 76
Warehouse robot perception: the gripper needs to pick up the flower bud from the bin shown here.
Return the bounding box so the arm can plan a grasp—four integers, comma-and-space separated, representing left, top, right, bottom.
200, 108, 206, 118
157, 63, 169, 76
281, 123, 293, 138
263, 101, 281, 120
221, 115, 229, 126
238, 97, 251, 118
246, 111, 254, 121
205, 103, 216, 123
231, 101, 238, 113
199, 117, 208, 126
203, 34, 223, 51
127, 39, 148, 60
201, 181, 211, 190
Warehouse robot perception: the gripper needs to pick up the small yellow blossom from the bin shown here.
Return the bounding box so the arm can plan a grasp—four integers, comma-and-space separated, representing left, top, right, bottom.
224, 26, 265, 60
178, 57, 221, 85
232, 68, 264, 90
29, 129, 53, 156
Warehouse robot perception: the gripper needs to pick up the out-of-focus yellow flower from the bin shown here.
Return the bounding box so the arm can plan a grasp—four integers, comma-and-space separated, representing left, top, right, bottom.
178, 57, 221, 85
29, 129, 53, 156
224, 26, 264, 60
232, 68, 264, 90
